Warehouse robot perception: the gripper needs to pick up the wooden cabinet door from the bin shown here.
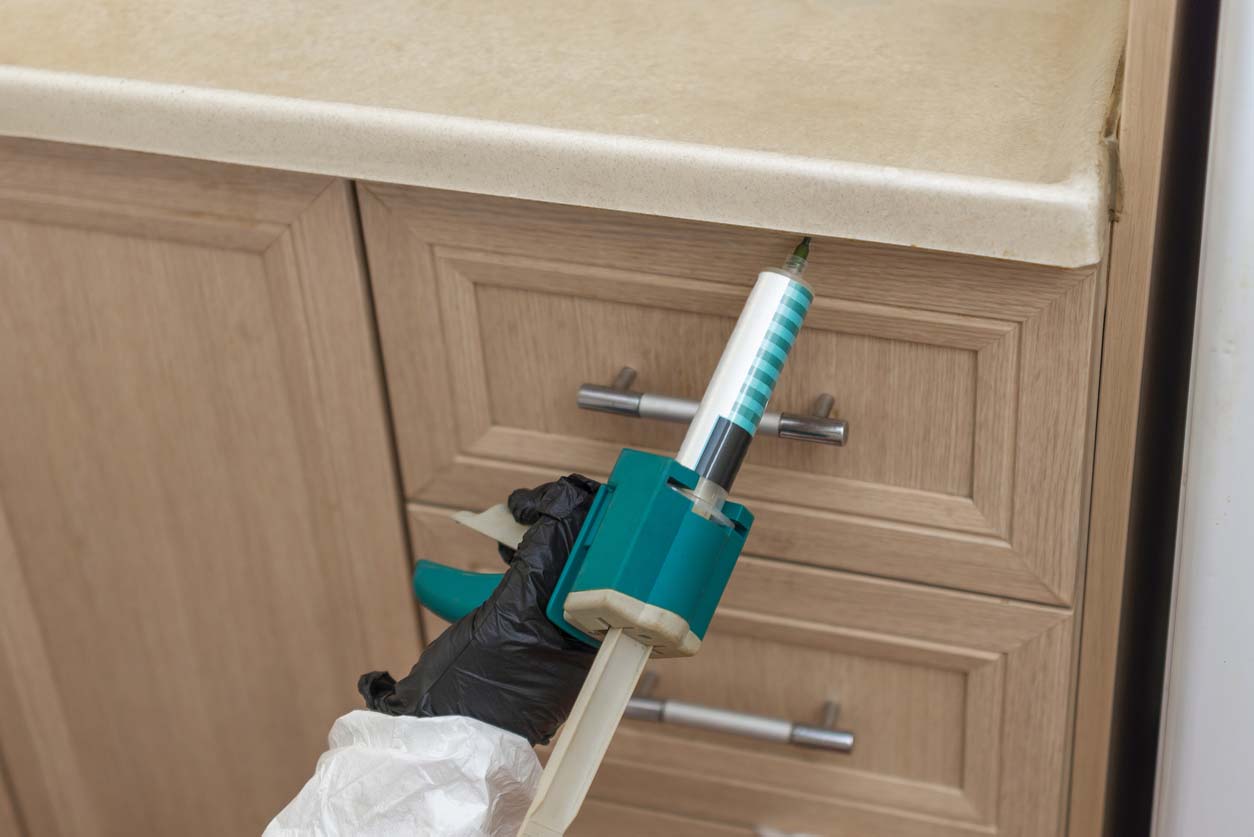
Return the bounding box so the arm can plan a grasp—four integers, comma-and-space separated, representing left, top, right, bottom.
0, 139, 418, 837
0, 760, 20, 837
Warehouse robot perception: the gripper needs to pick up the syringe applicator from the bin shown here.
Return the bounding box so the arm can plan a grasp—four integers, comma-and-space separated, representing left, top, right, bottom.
412, 239, 816, 837
676, 236, 813, 514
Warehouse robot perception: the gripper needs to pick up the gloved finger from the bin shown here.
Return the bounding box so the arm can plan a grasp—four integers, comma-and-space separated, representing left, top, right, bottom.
358, 671, 400, 710
497, 474, 595, 566
507, 474, 599, 525
505, 482, 555, 525
361, 514, 597, 745
496, 542, 516, 566
509, 478, 598, 594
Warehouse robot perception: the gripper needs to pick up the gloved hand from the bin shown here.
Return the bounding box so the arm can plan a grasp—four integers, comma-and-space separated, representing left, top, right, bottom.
359, 474, 600, 746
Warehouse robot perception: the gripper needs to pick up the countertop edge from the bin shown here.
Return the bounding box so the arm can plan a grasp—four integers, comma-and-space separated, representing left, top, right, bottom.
1, 66, 1106, 268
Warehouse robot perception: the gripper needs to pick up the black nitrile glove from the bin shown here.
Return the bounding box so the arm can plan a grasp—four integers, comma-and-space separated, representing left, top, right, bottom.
359, 474, 600, 746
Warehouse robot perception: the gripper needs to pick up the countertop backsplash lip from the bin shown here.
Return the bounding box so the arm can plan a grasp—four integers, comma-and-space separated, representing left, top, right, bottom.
0, 0, 1129, 267
0, 65, 1108, 268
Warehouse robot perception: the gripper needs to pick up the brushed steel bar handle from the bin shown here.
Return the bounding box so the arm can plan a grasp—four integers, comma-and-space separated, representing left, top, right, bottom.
624, 674, 854, 753
577, 367, 848, 446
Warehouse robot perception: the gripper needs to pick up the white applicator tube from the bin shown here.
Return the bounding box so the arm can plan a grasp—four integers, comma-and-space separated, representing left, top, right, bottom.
675, 238, 814, 507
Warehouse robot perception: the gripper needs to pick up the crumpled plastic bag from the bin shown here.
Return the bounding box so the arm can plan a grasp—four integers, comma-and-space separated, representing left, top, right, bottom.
265, 710, 541, 837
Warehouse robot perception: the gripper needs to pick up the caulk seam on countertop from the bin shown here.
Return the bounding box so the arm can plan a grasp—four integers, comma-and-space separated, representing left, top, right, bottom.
0, 66, 1107, 268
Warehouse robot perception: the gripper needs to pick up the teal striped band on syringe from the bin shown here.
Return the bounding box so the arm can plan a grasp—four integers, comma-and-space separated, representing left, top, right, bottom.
675, 239, 814, 498
728, 280, 813, 435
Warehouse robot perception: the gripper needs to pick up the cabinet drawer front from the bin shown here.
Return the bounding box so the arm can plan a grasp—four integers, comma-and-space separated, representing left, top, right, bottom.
572, 800, 748, 836
409, 506, 1074, 837
365, 185, 1101, 605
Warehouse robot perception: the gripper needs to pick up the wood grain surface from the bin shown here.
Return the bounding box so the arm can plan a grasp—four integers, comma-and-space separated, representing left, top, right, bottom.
0, 755, 22, 837
410, 502, 1075, 836
0, 139, 419, 836
363, 183, 1103, 606
1069, 0, 1184, 833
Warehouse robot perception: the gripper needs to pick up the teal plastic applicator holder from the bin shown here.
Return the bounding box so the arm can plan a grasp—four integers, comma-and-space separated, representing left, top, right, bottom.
548, 449, 752, 647
411, 448, 753, 650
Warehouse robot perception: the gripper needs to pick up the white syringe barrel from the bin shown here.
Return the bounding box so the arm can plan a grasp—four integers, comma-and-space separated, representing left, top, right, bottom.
676, 268, 813, 492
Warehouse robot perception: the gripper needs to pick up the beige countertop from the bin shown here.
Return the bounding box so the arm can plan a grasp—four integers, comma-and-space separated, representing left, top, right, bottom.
0, 0, 1125, 266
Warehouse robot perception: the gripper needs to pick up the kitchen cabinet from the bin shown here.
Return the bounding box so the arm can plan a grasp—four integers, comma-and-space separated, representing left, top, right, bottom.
0, 140, 418, 836
0, 113, 1159, 833
372, 184, 1091, 835
0, 0, 1185, 831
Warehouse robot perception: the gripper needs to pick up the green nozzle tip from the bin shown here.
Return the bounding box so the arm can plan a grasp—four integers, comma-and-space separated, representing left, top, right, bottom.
783, 236, 812, 276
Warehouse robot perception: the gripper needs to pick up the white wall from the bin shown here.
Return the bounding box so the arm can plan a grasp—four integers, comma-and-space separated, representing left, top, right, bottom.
1153, 2, 1254, 834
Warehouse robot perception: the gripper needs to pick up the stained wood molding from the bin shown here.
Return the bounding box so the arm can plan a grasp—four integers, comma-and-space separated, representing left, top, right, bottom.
1069, 0, 1184, 833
